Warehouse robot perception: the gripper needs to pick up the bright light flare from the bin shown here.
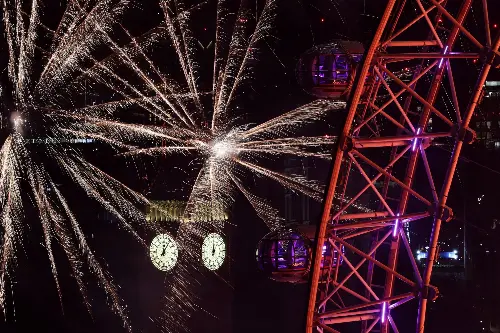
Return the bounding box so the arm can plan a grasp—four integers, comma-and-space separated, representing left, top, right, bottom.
10, 112, 25, 131
212, 140, 234, 159
412, 128, 422, 151
381, 302, 388, 323
393, 213, 400, 238
439, 45, 449, 68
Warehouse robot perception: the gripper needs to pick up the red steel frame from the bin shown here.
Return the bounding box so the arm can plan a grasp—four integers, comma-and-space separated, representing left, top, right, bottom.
306, 0, 500, 332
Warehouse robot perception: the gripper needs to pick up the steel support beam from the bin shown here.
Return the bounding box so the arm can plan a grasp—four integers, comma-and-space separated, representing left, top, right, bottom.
306, 1, 496, 332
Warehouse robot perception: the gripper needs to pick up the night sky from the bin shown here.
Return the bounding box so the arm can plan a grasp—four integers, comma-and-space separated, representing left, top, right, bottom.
0, 1, 499, 333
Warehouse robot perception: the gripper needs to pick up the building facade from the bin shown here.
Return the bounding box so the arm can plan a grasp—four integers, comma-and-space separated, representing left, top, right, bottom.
475, 80, 500, 148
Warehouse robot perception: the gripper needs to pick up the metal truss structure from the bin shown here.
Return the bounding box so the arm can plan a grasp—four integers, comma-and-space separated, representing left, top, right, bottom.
306, 0, 500, 332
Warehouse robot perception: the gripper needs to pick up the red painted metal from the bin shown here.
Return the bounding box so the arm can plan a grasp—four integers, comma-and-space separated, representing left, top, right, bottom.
306, 1, 500, 332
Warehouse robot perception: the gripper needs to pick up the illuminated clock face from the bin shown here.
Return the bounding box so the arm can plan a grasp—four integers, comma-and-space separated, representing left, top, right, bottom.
201, 233, 226, 270
149, 233, 178, 271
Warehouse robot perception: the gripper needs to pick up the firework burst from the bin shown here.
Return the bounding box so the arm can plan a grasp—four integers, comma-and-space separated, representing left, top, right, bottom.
0, 0, 372, 331
0, 0, 155, 329
62, 0, 347, 229
52, 1, 351, 330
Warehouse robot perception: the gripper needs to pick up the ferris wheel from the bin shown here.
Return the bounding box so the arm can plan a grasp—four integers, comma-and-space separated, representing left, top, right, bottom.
299, 1, 500, 332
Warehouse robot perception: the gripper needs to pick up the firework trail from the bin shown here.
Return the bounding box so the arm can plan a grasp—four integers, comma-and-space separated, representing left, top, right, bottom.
47, 0, 373, 331
60, 0, 370, 225
0, 0, 376, 331
0, 0, 157, 329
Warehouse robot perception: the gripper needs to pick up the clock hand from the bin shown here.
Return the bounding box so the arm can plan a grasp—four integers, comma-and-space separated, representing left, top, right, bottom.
212, 242, 215, 255
161, 246, 166, 256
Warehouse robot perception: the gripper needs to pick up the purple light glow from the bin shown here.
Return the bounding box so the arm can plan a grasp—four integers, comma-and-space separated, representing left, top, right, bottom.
438, 46, 449, 68
393, 213, 400, 238
412, 128, 422, 151
381, 302, 387, 323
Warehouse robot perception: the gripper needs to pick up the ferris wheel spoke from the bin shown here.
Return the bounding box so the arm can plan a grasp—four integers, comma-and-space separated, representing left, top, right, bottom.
307, 1, 498, 332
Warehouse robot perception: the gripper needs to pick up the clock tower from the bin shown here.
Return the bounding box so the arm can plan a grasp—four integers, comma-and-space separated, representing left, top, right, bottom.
146, 200, 233, 333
